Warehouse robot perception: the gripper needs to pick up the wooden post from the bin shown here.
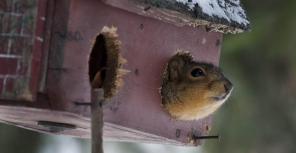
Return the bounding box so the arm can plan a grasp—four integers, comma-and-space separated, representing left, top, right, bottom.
91, 89, 104, 153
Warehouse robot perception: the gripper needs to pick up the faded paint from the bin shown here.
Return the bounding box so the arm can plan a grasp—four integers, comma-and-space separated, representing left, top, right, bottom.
0, 0, 38, 100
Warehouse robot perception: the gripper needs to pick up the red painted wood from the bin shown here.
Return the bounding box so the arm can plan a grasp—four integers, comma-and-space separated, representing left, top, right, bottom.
29, 0, 48, 101
0, 0, 42, 100
46, 0, 222, 145
0, 58, 18, 74
0, 0, 223, 145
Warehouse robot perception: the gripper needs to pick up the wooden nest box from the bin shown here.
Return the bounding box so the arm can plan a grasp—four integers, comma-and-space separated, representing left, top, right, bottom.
0, 0, 250, 146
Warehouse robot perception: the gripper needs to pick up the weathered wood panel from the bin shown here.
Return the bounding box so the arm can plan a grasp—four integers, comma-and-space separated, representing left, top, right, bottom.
0, 105, 182, 144
0, 0, 223, 146
46, 0, 222, 145
0, 0, 40, 101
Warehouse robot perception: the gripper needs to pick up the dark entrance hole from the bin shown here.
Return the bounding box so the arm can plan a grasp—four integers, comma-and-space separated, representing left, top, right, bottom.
88, 34, 107, 88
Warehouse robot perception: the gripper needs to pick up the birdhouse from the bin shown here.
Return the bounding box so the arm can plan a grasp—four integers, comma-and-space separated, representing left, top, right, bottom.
0, 0, 250, 146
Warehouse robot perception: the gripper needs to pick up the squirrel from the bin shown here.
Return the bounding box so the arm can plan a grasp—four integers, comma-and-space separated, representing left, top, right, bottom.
161, 51, 233, 120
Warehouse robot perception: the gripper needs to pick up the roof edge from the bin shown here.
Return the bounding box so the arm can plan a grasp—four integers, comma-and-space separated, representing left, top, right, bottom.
102, 0, 251, 34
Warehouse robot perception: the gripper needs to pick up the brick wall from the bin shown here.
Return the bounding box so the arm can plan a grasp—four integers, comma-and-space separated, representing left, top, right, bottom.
0, 0, 37, 100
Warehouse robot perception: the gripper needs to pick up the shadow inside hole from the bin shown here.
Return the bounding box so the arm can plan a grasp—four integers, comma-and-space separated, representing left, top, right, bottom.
88, 34, 107, 87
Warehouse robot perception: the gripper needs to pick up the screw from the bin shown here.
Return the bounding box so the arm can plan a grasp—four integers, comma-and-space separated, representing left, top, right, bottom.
176, 129, 181, 138
144, 6, 151, 11
74, 101, 92, 106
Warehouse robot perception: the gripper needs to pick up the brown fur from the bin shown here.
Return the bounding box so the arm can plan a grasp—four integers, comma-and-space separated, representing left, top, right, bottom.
161, 51, 233, 120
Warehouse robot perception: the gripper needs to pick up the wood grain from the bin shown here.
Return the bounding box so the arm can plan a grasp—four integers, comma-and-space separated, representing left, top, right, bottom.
0, 0, 222, 146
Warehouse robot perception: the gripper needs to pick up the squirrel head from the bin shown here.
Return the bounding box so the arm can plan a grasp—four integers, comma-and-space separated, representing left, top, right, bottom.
161, 52, 233, 120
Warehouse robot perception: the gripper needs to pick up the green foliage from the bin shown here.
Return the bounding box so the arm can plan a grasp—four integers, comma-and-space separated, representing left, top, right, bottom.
0, 124, 42, 153
205, 0, 296, 153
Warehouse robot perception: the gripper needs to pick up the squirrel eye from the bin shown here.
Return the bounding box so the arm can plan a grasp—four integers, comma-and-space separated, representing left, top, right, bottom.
191, 68, 205, 77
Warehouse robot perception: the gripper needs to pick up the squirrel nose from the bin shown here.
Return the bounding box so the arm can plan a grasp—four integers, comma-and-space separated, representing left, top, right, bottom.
224, 79, 233, 93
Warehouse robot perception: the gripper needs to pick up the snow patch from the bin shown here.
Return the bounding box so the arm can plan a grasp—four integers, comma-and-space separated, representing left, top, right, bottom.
175, 0, 249, 26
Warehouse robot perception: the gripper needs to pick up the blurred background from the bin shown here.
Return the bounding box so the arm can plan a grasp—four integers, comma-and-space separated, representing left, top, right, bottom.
1, 0, 296, 152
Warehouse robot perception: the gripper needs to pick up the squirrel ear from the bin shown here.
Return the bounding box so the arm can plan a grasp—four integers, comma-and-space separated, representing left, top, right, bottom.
167, 56, 185, 81
167, 52, 193, 81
